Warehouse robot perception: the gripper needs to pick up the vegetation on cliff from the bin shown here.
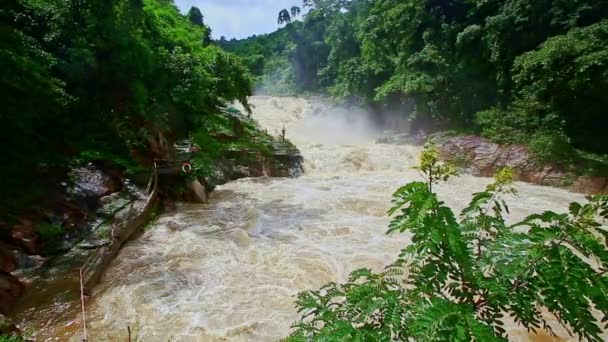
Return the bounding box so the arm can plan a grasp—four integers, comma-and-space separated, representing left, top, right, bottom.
222, 0, 608, 165
287, 145, 608, 341
1, 0, 253, 213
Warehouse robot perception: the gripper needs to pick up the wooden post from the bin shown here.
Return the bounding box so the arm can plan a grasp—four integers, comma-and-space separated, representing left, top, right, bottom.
80, 267, 88, 342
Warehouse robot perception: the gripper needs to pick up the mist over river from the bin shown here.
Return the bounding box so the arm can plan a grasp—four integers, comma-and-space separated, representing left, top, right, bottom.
31, 97, 590, 341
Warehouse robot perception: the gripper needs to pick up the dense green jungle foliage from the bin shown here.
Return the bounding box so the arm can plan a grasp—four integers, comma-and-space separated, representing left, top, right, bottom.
287, 144, 608, 341
0, 0, 253, 213
222, 0, 608, 166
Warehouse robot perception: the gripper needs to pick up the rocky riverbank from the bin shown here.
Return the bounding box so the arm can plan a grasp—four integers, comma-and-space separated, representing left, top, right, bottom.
377, 132, 607, 194
1, 108, 303, 338
437, 135, 607, 194
1, 163, 126, 319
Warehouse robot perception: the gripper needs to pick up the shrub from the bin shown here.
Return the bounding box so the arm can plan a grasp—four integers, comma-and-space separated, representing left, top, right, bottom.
528, 131, 575, 164
287, 145, 608, 341
35, 223, 64, 242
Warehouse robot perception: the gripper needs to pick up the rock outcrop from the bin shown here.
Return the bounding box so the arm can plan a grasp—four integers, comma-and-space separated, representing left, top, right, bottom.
436, 135, 607, 194
70, 164, 123, 201
172, 109, 303, 205
269, 140, 304, 177
1, 164, 128, 318
171, 142, 303, 205
8, 183, 157, 324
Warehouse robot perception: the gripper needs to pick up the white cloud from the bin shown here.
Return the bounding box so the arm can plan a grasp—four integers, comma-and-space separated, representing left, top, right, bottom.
174, 0, 302, 39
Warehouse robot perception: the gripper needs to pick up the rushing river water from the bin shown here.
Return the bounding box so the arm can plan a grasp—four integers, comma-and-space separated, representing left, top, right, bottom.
29, 96, 595, 341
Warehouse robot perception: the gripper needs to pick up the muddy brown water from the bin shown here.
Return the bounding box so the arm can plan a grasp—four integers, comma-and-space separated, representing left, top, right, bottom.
18, 96, 600, 341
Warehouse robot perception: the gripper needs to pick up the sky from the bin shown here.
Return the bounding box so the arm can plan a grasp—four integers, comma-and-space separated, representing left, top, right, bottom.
174, 0, 300, 40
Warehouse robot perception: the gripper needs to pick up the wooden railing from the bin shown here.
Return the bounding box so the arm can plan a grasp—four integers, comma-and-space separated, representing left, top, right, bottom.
79, 166, 159, 341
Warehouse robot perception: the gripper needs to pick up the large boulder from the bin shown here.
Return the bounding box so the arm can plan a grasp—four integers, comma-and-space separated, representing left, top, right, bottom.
70, 164, 123, 202
270, 141, 304, 177
69, 162, 124, 208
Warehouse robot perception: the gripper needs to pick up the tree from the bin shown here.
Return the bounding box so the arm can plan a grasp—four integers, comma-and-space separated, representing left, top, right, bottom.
510, 20, 608, 154
187, 6, 212, 45
187, 6, 204, 26
230, 0, 608, 157
0, 0, 252, 213
278, 9, 292, 25
287, 144, 608, 341
290, 6, 301, 18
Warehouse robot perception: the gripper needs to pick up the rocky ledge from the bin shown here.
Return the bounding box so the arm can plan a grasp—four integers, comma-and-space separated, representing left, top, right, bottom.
173, 110, 304, 204
436, 135, 608, 194
176, 142, 303, 205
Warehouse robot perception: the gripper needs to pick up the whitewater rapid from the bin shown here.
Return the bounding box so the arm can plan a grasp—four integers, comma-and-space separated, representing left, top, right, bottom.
35, 96, 588, 341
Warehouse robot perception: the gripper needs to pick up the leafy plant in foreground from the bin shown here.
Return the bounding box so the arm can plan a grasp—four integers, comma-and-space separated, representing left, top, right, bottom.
287, 144, 608, 341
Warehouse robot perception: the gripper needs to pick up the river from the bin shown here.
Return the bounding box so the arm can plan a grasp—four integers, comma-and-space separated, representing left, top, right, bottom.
31, 96, 590, 341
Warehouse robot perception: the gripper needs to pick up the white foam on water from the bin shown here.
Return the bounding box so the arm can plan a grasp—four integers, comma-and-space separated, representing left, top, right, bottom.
35, 96, 593, 341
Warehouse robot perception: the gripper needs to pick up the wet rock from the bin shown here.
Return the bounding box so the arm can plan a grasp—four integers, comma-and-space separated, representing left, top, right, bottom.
80, 193, 157, 294
13, 250, 46, 270
59, 206, 86, 231
225, 148, 248, 161
204, 160, 235, 190
77, 239, 112, 250
270, 141, 303, 177
233, 165, 251, 179
69, 164, 123, 210
248, 151, 270, 177
10, 219, 40, 255
528, 166, 556, 184
184, 180, 209, 204
376, 132, 426, 146
167, 220, 185, 231
0, 272, 25, 314
99, 192, 122, 207
438, 136, 502, 176
97, 192, 132, 218
543, 169, 575, 188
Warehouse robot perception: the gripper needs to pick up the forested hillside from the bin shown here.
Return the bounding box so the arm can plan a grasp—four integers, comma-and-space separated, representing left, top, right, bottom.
1, 0, 252, 212
223, 0, 608, 165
